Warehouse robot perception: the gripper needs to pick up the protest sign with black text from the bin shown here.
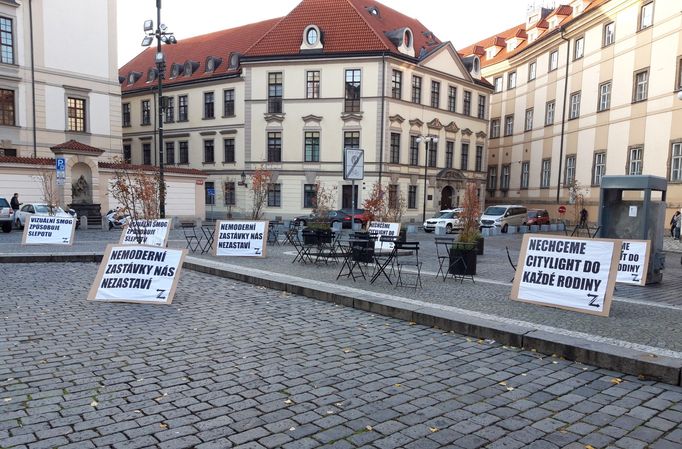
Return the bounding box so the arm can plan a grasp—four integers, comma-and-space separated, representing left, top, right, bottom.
213, 220, 268, 257
616, 239, 650, 286
119, 219, 171, 247
22, 215, 76, 245
367, 221, 401, 250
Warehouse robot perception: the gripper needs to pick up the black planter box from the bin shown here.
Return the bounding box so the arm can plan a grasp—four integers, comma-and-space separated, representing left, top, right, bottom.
476, 237, 484, 255
449, 245, 477, 275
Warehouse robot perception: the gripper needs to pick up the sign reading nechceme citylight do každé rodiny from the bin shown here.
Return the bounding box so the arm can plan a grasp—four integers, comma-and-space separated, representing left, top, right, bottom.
616, 239, 650, 286
511, 234, 621, 317
213, 220, 268, 257
22, 215, 76, 245
119, 219, 171, 247
367, 221, 401, 250
88, 245, 186, 304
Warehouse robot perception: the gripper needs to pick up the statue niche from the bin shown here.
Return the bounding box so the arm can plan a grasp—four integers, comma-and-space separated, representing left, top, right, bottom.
71, 175, 92, 204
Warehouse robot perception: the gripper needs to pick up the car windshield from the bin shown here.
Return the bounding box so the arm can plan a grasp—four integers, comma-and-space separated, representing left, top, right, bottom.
440, 212, 458, 219
528, 211, 539, 218
484, 206, 507, 216
34, 205, 64, 214
0, 199, 9, 208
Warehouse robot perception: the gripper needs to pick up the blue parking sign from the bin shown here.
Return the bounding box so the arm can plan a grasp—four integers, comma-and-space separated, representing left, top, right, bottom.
56, 157, 66, 178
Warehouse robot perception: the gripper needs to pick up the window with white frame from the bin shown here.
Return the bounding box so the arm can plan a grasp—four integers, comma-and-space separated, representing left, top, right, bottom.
344, 69, 361, 112
528, 61, 537, 81
541, 159, 551, 188
0, 17, 14, 64
569, 91, 581, 119
670, 142, 682, 182
640, 2, 653, 30
525, 108, 534, 131
504, 115, 514, 136
677, 57, 682, 91
603, 22, 615, 46
304, 131, 320, 162
409, 135, 419, 166
475, 146, 483, 172
463, 91, 472, 115
461, 143, 469, 171
478, 95, 486, 119
487, 166, 497, 190
549, 50, 558, 71
598, 81, 612, 111
507, 72, 517, 90
411, 75, 422, 103
67, 97, 86, 132
520, 161, 529, 189
224, 182, 236, 206
490, 118, 500, 138
574, 37, 584, 59
408, 185, 417, 209
565, 155, 576, 186
445, 141, 454, 168
390, 133, 400, 164
493, 77, 502, 93
628, 146, 643, 175
430, 80, 440, 108
501, 165, 510, 190
448, 86, 457, 112
633, 69, 649, 102
593, 152, 606, 185
306, 71, 320, 99
391, 70, 402, 99
545, 100, 555, 126
267, 183, 281, 207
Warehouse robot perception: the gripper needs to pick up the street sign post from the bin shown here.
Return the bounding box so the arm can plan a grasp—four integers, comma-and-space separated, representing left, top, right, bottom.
558, 205, 567, 214
56, 157, 66, 186
343, 149, 364, 229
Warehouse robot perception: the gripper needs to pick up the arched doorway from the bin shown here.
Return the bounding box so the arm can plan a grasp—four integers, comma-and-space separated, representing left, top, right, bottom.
440, 186, 454, 210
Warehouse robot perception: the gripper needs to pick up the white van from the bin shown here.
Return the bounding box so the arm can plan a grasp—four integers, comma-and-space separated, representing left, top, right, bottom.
479, 205, 527, 233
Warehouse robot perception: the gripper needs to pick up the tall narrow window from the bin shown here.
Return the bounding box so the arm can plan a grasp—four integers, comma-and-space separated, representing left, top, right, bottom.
430, 80, 440, 108
344, 69, 361, 112
143, 143, 152, 165
223, 89, 235, 116
0, 17, 14, 64
598, 81, 612, 112
463, 91, 471, 115
528, 61, 537, 81
504, 115, 514, 136
203, 92, 214, 119
569, 91, 581, 119
640, 2, 653, 30
487, 166, 497, 191
388, 185, 398, 209
633, 69, 649, 102
306, 71, 320, 99
178, 95, 188, 121
493, 77, 502, 93
165, 142, 175, 165
677, 58, 682, 91
268, 132, 282, 162
520, 161, 530, 189
490, 118, 500, 138
446, 86, 457, 113
565, 155, 576, 186
507, 72, 517, 90
408, 186, 417, 209
549, 50, 558, 71
445, 141, 454, 168
203, 139, 214, 163
545, 100, 555, 126
141, 100, 150, 125
501, 165, 510, 191
268, 72, 283, 113
593, 152, 606, 185
391, 70, 402, 99
122, 103, 131, 127
409, 136, 419, 166
304, 131, 320, 162
164, 97, 174, 123
574, 37, 584, 60
223, 138, 235, 163
670, 143, 682, 182
67, 97, 86, 132
0, 87, 13, 128
461, 143, 469, 171
525, 108, 534, 131
427, 141, 438, 168
267, 183, 281, 207
179, 141, 189, 164
411, 75, 422, 104
205, 182, 216, 205
628, 147, 643, 175
390, 133, 400, 164
477, 95, 486, 119
603, 22, 615, 46
541, 159, 551, 188
224, 182, 236, 206
123, 144, 132, 163
303, 184, 317, 208
475, 146, 483, 172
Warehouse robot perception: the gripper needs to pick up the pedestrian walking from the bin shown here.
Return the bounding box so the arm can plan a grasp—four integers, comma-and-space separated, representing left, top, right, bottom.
579, 208, 588, 228
674, 211, 682, 240
670, 211, 680, 237
10, 193, 21, 228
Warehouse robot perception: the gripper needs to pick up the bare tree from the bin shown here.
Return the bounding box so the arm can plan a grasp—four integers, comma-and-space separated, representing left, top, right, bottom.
567, 179, 589, 225
249, 165, 272, 220
459, 182, 481, 244
385, 187, 406, 223
32, 167, 59, 215
312, 178, 337, 219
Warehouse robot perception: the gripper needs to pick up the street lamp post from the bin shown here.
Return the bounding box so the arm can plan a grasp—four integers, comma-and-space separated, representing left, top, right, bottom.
142, 0, 176, 218
417, 135, 439, 224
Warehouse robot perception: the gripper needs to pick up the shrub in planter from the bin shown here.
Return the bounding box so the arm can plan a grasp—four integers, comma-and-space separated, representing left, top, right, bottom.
449, 182, 482, 275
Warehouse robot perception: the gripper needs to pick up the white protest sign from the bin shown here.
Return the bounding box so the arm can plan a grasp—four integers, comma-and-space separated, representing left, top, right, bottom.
213, 220, 268, 257
88, 245, 186, 304
368, 221, 401, 250
616, 239, 650, 286
22, 216, 76, 245
511, 234, 620, 317
119, 219, 171, 247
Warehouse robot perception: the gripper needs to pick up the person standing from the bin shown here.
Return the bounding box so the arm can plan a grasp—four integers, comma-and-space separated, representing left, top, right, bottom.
674, 211, 682, 240
579, 208, 588, 228
670, 211, 680, 238
10, 193, 21, 228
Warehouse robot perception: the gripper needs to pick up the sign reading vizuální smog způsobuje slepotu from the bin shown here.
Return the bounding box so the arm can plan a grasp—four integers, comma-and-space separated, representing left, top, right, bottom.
88, 245, 186, 304
511, 234, 620, 316
22, 215, 76, 245
120, 219, 171, 247
213, 220, 268, 257
368, 221, 401, 250
616, 239, 650, 286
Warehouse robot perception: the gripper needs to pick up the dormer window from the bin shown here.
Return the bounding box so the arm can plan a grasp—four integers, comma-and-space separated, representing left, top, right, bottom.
169, 63, 181, 79
367, 6, 380, 16
228, 52, 240, 70
403, 29, 412, 48
127, 71, 142, 85
300, 25, 323, 51
306, 27, 318, 45
385, 27, 414, 57
183, 60, 199, 77
146, 68, 157, 83
205, 56, 222, 73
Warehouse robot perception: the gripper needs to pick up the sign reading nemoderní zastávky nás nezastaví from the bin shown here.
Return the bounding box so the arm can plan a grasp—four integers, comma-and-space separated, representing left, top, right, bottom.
120, 219, 171, 247
616, 239, 650, 286
213, 220, 268, 257
22, 215, 76, 245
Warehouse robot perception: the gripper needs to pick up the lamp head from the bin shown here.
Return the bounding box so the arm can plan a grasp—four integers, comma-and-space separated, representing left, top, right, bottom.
155, 52, 165, 64
677, 90, 682, 101
141, 35, 154, 47
143, 20, 153, 32
241, 171, 247, 183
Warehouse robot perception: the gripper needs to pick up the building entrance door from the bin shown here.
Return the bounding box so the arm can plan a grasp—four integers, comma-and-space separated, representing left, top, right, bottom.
440, 186, 454, 210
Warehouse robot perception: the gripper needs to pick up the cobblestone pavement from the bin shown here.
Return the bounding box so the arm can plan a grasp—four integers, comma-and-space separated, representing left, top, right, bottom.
1, 263, 682, 449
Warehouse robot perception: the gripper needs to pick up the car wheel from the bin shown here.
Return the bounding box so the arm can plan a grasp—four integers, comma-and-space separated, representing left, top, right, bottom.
1, 222, 11, 233
446, 224, 453, 234
16, 219, 23, 230
424, 229, 433, 233
299, 219, 307, 227
502, 223, 509, 233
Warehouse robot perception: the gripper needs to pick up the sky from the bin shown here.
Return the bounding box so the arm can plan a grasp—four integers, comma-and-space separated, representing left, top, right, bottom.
117, 0, 543, 67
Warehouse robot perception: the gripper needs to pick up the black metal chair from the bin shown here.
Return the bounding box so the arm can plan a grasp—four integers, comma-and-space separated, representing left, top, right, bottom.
181, 222, 205, 253
394, 241, 422, 288
434, 237, 456, 281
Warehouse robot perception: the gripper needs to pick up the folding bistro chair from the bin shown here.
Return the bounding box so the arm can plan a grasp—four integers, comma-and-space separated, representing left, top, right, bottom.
181, 222, 205, 253
394, 241, 422, 289
300, 229, 319, 264
434, 237, 456, 281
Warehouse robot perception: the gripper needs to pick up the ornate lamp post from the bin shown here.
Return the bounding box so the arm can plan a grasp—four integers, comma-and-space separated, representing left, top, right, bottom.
416, 135, 439, 224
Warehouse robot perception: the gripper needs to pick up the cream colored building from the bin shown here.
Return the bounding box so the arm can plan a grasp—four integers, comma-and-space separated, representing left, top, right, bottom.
460, 0, 682, 223
120, 0, 492, 221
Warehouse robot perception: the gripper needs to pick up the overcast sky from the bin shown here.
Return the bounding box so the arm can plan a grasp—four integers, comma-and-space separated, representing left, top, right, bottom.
117, 0, 542, 67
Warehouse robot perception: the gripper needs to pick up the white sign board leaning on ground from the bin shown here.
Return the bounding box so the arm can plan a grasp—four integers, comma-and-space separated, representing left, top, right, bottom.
88, 244, 186, 304
213, 220, 268, 257
511, 234, 621, 317
22, 215, 76, 245
119, 219, 171, 247
368, 221, 401, 250
616, 239, 650, 286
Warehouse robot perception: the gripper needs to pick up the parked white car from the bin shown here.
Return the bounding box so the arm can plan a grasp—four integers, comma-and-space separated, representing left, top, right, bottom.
423, 208, 464, 233
0, 197, 14, 233
15, 203, 72, 229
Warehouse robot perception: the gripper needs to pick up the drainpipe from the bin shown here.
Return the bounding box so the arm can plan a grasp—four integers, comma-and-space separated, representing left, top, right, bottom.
378, 52, 386, 185
557, 26, 570, 204
29, 0, 37, 158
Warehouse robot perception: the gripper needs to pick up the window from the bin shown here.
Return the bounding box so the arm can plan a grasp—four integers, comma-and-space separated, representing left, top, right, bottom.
164, 97, 174, 123
487, 166, 497, 190
268, 132, 282, 162
475, 146, 483, 172
478, 95, 486, 119
303, 184, 317, 208
411, 75, 422, 103
179, 141, 189, 164
67, 97, 86, 132
525, 108, 534, 131
633, 69, 649, 102
448, 86, 457, 112
603, 22, 615, 47
223, 89, 235, 116
504, 115, 514, 136
0, 17, 14, 64
460, 143, 469, 171
391, 70, 402, 99
409, 136, 419, 166
640, 2, 653, 30
306, 71, 320, 99
628, 146, 643, 175
165, 142, 175, 165
205, 182, 215, 205
304, 131, 320, 162
501, 165, 510, 190
203, 92, 214, 119
123, 144, 131, 163
141, 100, 151, 125
388, 185, 398, 209
445, 141, 454, 168
344, 69, 361, 112
267, 183, 281, 207
122, 103, 130, 127
520, 161, 530, 189
549, 50, 558, 71
224, 182, 236, 206
507, 72, 517, 90
428, 141, 437, 168
490, 118, 500, 138
545, 100, 555, 126
203, 139, 215, 163
541, 159, 551, 188
430, 81, 440, 108
569, 91, 581, 119
390, 133, 400, 164
670, 143, 682, 182
565, 155, 576, 186
463, 91, 471, 115
178, 95, 188, 121
268, 72, 283, 113
408, 185, 417, 209
593, 152, 606, 185
344, 131, 360, 149
143, 143, 151, 165
0, 88, 14, 125
677, 57, 682, 91
224, 138, 235, 163
598, 81, 612, 112
528, 61, 537, 81
574, 37, 584, 60
493, 77, 502, 93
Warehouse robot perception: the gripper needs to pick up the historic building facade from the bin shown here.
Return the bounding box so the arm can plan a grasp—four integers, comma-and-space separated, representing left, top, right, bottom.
119, 0, 492, 221
460, 0, 682, 221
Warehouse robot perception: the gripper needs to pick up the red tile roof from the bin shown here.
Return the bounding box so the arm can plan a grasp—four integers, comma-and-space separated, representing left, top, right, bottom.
51, 139, 104, 154
0, 156, 54, 166
98, 161, 206, 176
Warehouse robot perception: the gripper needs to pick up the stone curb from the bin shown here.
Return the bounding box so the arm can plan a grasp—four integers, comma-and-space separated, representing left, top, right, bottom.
1, 253, 680, 386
